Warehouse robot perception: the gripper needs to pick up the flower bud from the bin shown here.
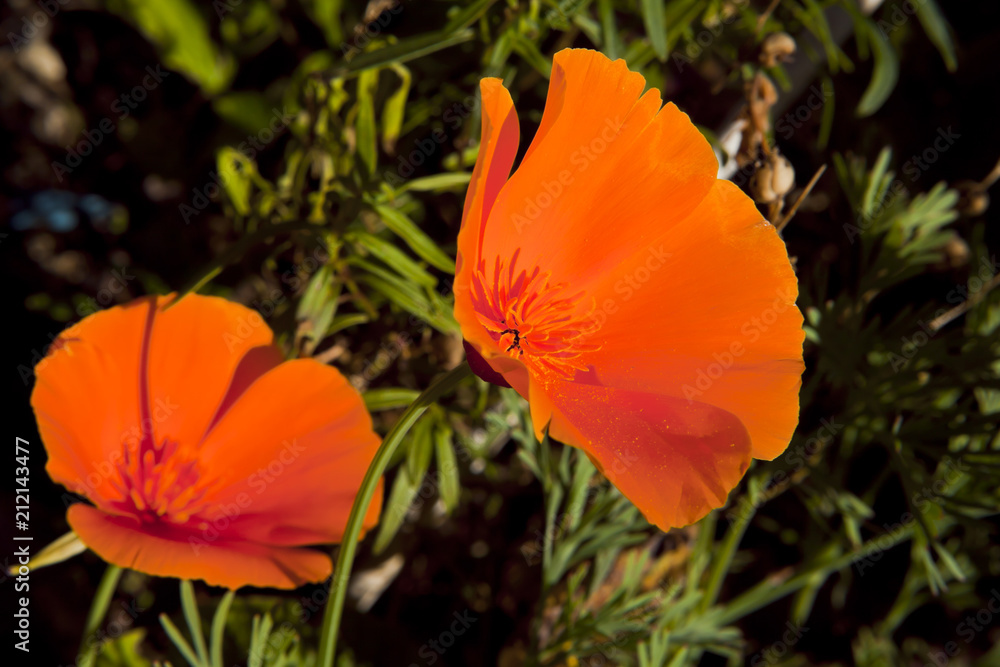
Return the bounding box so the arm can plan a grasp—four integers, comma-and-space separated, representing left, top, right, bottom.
956, 180, 990, 217
760, 32, 797, 68
752, 155, 795, 204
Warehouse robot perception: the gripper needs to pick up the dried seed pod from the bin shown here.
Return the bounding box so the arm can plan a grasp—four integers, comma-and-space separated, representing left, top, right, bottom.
760, 32, 797, 67
752, 154, 796, 204
955, 180, 990, 217
942, 234, 971, 268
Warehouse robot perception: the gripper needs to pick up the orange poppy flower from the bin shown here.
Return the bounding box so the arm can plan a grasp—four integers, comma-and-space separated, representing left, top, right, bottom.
455, 49, 804, 531
30, 294, 382, 589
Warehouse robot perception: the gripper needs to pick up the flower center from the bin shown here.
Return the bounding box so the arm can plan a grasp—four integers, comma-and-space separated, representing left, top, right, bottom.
109, 437, 214, 525
471, 250, 600, 379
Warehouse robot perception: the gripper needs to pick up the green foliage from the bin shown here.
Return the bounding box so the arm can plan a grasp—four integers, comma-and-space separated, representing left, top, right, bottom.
104, 0, 236, 93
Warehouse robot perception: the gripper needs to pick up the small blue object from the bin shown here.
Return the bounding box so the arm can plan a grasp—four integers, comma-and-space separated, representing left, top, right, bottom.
10, 210, 37, 231
79, 194, 113, 221
48, 209, 79, 232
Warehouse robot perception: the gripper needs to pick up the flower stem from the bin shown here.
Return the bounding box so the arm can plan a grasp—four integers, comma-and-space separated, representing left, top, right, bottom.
77, 564, 123, 667
316, 362, 473, 667
699, 498, 755, 612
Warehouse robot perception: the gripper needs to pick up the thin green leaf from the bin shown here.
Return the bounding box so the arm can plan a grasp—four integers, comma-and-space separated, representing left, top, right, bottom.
210, 591, 235, 667
913, 0, 958, 71
335, 30, 476, 78
598, 0, 622, 61
160, 613, 205, 667
857, 20, 900, 117
510, 32, 552, 77
817, 76, 836, 150
639, 0, 668, 61
180, 581, 209, 667
105, 0, 234, 94
382, 63, 412, 153
441, 0, 502, 34
356, 68, 380, 175
350, 256, 431, 307
395, 172, 472, 193
304, 0, 344, 47
374, 205, 455, 272
326, 312, 371, 336
350, 231, 437, 287
364, 388, 421, 411
212, 92, 278, 136
215, 147, 253, 216
434, 421, 460, 511
373, 418, 436, 553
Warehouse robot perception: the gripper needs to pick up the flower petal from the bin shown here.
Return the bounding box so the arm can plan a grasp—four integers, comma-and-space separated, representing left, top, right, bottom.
456, 78, 520, 356
194, 359, 382, 546
585, 180, 805, 459
68, 504, 330, 589
541, 381, 753, 530
145, 294, 275, 450
30, 298, 154, 505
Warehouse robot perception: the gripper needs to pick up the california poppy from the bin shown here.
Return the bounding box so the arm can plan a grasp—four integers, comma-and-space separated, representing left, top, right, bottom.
31, 294, 382, 589
455, 49, 804, 531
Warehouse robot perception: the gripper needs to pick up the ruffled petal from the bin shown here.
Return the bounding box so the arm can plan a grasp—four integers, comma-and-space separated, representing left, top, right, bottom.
30, 298, 154, 506
193, 359, 382, 546
584, 180, 804, 459
68, 504, 330, 589
542, 381, 753, 530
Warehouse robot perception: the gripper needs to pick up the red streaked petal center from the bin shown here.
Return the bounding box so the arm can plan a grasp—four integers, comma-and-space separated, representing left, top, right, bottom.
471, 249, 600, 379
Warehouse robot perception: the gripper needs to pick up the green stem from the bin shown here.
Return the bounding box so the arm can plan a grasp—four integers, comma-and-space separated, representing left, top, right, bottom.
699, 498, 756, 612
210, 591, 236, 667
317, 362, 474, 667
716, 521, 924, 626
77, 564, 123, 667
180, 580, 210, 667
